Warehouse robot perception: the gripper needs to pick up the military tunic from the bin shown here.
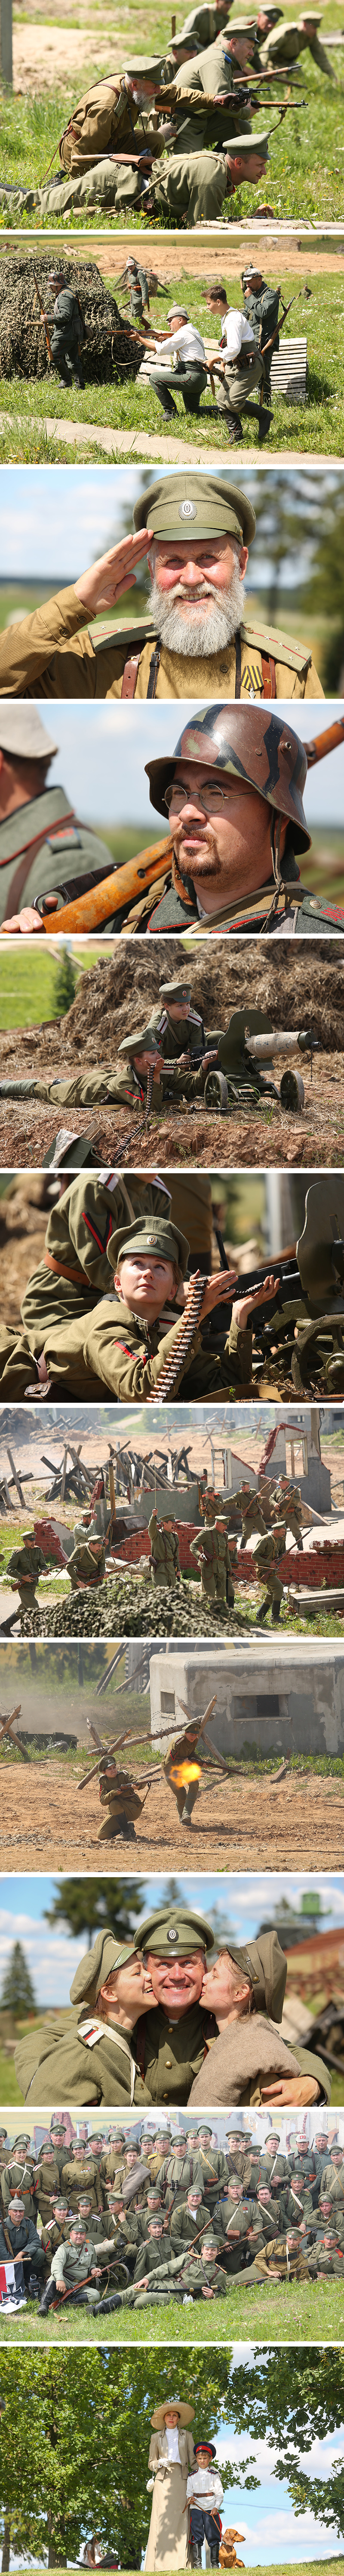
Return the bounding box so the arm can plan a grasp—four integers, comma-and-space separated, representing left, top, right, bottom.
14, 2006, 153, 2108
0, 783, 111, 927
307, 2243, 344, 2279
49, 288, 85, 387
59, 77, 143, 174
0, 582, 323, 705
97, 1764, 143, 1842
148, 1511, 181, 1586
243, 283, 280, 387
259, 20, 335, 74
49, 2238, 100, 2302
170, 2195, 209, 2245
67, 1537, 106, 1590
61, 2155, 104, 2210
162, 2148, 206, 2202
12, 1297, 254, 1406
190, 1520, 233, 1603
6, 1539, 48, 1609
20, 1171, 169, 1350
270, 1480, 306, 1546
149, 1001, 206, 1058
238, 1488, 268, 1548
171, 2248, 228, 2297
250, 2235, 310, 2281
135, 2000, 212, 2105
34, 2156, 62, 2220
0, 2212, 45, 2278
253, 1528, 286, 1618
1, 2157, 37, 2219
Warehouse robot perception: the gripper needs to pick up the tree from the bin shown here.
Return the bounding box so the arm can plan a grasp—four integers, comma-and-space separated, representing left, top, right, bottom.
0, 1941, 36, 2013
229, 2349, 344, 2537
0, 2353, 235, 2570
53, 947, 77, 1018
44, 1878, 144, 1945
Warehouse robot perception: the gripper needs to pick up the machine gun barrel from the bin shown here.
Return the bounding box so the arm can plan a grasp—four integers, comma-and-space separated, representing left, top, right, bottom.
245, 1026, 319, 1060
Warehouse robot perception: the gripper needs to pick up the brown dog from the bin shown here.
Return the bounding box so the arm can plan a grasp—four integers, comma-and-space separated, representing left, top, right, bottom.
219, 2532, 246, 2568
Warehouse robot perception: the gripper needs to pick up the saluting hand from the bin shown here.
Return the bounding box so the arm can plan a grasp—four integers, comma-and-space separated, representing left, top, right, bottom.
74, 527, 154, 616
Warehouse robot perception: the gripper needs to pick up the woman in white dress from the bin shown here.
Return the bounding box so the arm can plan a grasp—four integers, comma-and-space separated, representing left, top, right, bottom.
145, 2400, 196, 2571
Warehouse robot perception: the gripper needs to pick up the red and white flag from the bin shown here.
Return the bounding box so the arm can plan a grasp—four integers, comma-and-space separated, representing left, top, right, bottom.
0, 2260, 25, 2308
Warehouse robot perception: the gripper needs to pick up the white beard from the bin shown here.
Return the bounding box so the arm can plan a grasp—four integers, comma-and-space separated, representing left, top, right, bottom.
148, 558, 244, 657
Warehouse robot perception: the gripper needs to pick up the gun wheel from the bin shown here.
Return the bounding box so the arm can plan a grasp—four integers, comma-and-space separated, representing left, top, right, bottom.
204, 1070, 228, 1113
280, 1069, 305, 1111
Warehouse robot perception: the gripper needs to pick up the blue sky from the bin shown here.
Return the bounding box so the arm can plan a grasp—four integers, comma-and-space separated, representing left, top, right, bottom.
1, 1872, 343, 2006
17, 697, 344, 831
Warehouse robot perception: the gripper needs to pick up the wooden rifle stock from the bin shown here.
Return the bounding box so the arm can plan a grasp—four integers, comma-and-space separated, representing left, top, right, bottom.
304, 715, 344, 766
40, 836, 171, 934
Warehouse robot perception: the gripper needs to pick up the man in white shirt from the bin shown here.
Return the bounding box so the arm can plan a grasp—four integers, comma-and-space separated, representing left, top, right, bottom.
213, 303, 270, 442
138, 302, 207, 419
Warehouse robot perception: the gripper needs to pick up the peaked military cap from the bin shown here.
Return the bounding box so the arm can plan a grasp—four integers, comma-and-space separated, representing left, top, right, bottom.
227, 1929, 287, 2021
106, 1214, 190, 1275
117, 1024, 163, 1062
159, 979, 192, 1002
146, 700, 311, 854
70, 1930, 138, 2010
73, 1516, 99, 1543
225, 126, 270, 150
195, 2443, 217, 2456
133, 1903, 215, 1957
132, 470, 256, 548
122, 53, 166, 72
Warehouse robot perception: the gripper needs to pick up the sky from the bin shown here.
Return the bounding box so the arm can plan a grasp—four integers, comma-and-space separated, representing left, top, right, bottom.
1, 463, 341, 589
1, 1871, 343, 2006
13, 697, 344, 831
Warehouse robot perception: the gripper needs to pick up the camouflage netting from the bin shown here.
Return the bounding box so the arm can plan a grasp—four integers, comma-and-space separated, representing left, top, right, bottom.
49, 936, 344, 1063
20, 1573, 257, 1638
0, 255, 142, 384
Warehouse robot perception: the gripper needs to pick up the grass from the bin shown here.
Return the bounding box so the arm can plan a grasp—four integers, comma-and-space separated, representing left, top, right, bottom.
1, 2285, 344, 2342
0, 33, 344, 224
0, 940, 125, 1026
0, 266, 344, 458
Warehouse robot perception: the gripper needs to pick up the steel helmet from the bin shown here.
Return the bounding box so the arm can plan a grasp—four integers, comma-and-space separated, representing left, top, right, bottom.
145, 701, 311, 890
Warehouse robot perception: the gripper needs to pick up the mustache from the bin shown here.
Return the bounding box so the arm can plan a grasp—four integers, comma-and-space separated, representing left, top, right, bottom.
161, 580, 222, 600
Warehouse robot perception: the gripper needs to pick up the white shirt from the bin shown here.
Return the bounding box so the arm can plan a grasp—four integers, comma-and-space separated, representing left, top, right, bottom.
187, 2470, 224, 2509
165, 2428, 181, 2461
155, 322, 206, 364
219, 309, 255, 358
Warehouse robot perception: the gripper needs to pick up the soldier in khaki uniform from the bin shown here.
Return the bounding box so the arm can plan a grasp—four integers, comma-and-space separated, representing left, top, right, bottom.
97, 1755, 144, 1846
259, 12, 335, 77
135, 697, 344, 941
170, 2185, 209, 2247
19, 1172, 172, 1349
1, 2151, 37, 2220
0, 701, 112, 931
253, 1524, 286, 1623
190, 1513, 234, 1605
236, 1482, 269, 1548
58, 57, 171, 173
67, 1518, 106, 1591
6, 1212, 277, 1406
0, 472, 322, 716
212, 2185, 255, 2272
14, 1930, 156, 2109
249, 2231, 310, 2282
150, 978, 206, 1060
270, 1474, 312, 1548
5, 1531, 48, 1615
61, 2147, 104, 2210
33, 2149, 62, 2223
148, 1510, 181, 1587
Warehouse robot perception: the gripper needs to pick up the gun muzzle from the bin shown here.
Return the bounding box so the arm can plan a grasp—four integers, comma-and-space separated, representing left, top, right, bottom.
244, 1026, 318, 1060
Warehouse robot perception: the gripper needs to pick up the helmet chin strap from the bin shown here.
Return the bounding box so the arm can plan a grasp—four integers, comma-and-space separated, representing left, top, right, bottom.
270, 809, 301, 899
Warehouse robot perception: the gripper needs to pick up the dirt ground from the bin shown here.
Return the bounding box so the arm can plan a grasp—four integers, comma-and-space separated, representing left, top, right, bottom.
0, 1754, 343, 1869
0, 1058, 341, 1172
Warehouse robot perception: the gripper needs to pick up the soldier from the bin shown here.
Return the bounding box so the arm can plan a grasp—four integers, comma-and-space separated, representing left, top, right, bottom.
39, 2223, 117, 2313
192, 2127, 229, 2203
269, 1475, 312, 1548
40, 2200, 71, 2278
0, 471, 322, 716
236, 1482, 268, 1548
0, 703, 121, 933
253, 1525, 286, 1624
249, 2231, 310, 2283
0, 2196, 45, 2298
99, 2133, 126, 2186
190, 1512, 235, 1605
0, 1045, 166, 1112
307, 2232, 344, 2281
18, 1172, 172, 1351
120, 256, 150, 322
128, 699, 344, 942
33, 2147, 62, 2222
241, 263, 281, 405
143, 133, 274, 232
259, 11, 336, 77
67, 1518, 106, 1591
178, 0, 232, 45
212, 299, 268, 447
187, 2443, 224, 2565
212, 2184, 256, 2271
161, 2137, 206, 2201
43, 270, 85, 390
96, 1753, 144, 1846
249, 2183, 283, 2242
1, 2148, 37, 2220
148, 1510, 181, 1587
61, 2145, 104, 2210
163, 1705, 211, 1829
170, 2184, 209, 2246
260, 2130, 292, 2188
172, 2233, 229, 2298
14, 1930, 156, 2109
5, 1530, 49, 1617
150, 978, 206, 1058
5, 1212, 280, 1406
58, 58, 169, 174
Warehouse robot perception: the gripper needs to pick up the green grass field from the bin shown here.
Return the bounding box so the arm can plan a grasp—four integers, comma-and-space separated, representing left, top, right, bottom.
0, 30, 344, 224
0, 264, 343, 458
0, 2281, 344, 2342
0, 937, 128, 1026
10, 2567, 344, 2575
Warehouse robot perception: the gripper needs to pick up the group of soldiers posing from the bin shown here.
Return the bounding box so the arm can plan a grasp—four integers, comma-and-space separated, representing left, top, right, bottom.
1, 1, 337, 228
1, 2114, 343, 2313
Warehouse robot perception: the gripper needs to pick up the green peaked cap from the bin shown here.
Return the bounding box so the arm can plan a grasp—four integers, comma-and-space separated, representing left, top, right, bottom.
106, 1215, 190, 1275
133, 469, 256, 546
133, 1904, 215, 1956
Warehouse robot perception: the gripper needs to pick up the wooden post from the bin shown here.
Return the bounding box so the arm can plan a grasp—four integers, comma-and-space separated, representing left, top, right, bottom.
0, 0, 12, 84
172, 11, 176, 30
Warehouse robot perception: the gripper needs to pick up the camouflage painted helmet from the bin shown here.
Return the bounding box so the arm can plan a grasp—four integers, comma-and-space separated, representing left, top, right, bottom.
145, 701, 311, 890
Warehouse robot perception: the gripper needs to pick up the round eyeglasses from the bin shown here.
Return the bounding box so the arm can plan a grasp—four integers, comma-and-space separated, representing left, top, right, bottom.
164, 780, 232, 815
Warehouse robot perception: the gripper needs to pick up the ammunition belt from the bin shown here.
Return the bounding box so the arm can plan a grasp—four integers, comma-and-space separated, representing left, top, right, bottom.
146, 1275, 206, 1402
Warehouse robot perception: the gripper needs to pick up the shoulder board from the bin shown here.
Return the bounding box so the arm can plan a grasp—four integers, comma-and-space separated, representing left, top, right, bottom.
240, 617, 311, 674
88, 616, 156, 655
299, 891, 344, 928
